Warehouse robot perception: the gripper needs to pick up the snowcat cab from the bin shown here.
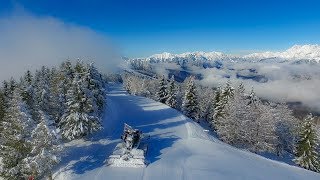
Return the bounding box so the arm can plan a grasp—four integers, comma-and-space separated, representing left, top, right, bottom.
106, 123, 148, 167
121, 123, 142, 150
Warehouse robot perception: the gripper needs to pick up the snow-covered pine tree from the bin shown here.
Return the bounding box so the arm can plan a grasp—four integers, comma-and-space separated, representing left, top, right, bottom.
182, 76, 199, 122
165, 76, 177, 108
156, 76, 167, 104
23, 111, 62, 179
294, 114, 320, 172
0, 89, 34, 179
59, 74, 101, 140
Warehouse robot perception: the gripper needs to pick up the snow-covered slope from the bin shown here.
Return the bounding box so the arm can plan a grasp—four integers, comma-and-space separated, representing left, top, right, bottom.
53, 84, 320, 180
133, 44, 320, 63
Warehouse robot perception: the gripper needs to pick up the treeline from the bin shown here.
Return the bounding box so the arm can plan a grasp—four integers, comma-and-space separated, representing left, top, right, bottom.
122, 73, 320, 173
0, 61, 105, 179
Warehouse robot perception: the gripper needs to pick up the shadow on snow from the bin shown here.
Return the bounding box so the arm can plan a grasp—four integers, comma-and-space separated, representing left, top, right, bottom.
56, 84, 187, 175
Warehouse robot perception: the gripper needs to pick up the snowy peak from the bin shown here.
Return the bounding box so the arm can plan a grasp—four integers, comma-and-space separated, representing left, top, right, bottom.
148, 51, 234, 62
244, 44, 320, 62
150, 52, 175, 60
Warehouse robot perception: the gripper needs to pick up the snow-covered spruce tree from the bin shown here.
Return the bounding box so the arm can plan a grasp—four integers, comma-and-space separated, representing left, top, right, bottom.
237, 82, 245, 94
156, 76, 168, 104
47, 67, 66, 124
0, 89, 34, 179
165, 76, 177, 108
247, 87, 258, 106
182, 76, 199, 122
59, 74, 102, 140
2, 81, 10, 104
59, 61, 74, 96
122, 73, 133, 93
294, 114, 320, 172
55, 61, 75, 125
22, 111, 62, 179
2, 78, 17, 106
221, 80, 234, 100
74, 60, 88, 75
212, 86, 222, 124
34, 66, 52, 115
85, 63, 106, 115
213, 81, 234, 129
20, 71, 38, 123
0, 90, 5, 146
0, 90, 5, 125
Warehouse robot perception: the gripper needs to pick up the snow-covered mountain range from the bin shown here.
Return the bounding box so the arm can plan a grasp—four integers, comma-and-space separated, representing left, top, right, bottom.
134, 45, 320, 63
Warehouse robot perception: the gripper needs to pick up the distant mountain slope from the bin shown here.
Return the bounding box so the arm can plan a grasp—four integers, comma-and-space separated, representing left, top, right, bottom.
53, 84, 320, 180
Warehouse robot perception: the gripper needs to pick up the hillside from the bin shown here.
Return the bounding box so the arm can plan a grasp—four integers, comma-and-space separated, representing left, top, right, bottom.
52, 83, 320, 180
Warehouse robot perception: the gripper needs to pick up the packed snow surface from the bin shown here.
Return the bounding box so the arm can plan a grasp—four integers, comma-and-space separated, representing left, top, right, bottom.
53, 84, 320, 180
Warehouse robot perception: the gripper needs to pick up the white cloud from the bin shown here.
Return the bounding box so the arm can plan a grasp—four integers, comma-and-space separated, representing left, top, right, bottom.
0, 10, 121, 82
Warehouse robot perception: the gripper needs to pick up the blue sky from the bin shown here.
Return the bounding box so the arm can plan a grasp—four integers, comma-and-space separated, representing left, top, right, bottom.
1, 0, 320, 58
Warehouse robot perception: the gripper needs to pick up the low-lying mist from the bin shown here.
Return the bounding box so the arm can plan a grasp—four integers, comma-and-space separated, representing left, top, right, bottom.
0, 10, 121, 82
147, 61, 320, 113
199, 62, 320, 113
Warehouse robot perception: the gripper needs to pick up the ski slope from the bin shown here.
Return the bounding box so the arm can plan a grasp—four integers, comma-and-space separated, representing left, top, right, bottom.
53, 84, 320, 180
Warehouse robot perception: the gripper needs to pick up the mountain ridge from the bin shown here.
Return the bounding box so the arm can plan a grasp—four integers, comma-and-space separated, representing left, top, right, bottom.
132, 45, 320, 63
